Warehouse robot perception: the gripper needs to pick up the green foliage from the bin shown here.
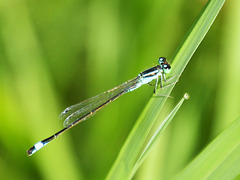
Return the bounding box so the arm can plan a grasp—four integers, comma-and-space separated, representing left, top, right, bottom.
174, 116, 240, 180
107, 0, 225, 179
1, 0, 240, 180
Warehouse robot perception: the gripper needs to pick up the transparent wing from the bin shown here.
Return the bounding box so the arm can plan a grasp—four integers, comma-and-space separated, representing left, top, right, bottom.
59, 77, 140, 127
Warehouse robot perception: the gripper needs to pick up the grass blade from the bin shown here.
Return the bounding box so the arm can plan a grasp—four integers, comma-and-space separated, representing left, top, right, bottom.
131, 93, 190, 178
174, 116, 240, 180
107, 0, 225, 179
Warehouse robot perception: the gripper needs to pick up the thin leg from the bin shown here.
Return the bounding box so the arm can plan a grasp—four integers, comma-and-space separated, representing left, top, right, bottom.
152, 75, 179, 94
163, 73, 167, 82
160, 74, 163, 88
154, 94, 173, 98
154, 76, 159, 94
154, 79, 178, 97
165, 75, 179, 83
160, 80, 178, 90
148, 82, 155, 86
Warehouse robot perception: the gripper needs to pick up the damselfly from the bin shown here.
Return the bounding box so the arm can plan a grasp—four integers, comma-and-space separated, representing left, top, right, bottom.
27, 57, 172, 156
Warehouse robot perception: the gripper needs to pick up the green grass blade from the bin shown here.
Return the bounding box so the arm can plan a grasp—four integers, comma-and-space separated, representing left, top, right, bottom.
131, 93, 190, 178
171, 0, 225, 75
174, 116, 240, 180
107, 0, 225, 179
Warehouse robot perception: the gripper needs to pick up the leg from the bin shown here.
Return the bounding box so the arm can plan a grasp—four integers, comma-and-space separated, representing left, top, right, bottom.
154, 76, 159, 94
160, 80, 178, 89
148, 82, 155, 86
160, 74, 163, 88
163, 73, 167, 83
165, 75, 179, 83
154, 79, 178, 97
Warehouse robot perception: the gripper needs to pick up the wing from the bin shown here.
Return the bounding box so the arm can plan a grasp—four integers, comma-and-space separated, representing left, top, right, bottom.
59, 77, 140, 127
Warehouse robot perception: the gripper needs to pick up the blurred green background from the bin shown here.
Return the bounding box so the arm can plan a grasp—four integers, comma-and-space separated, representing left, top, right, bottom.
0, 0, 239, 179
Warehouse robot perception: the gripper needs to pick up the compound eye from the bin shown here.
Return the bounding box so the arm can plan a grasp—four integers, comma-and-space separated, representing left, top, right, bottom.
163, 64, 171, 74
158, 57, 166, 64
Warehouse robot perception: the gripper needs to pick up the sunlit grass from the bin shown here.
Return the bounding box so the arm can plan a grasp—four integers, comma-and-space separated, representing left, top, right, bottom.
1, 0, 239, 180
107, 0, 225, 179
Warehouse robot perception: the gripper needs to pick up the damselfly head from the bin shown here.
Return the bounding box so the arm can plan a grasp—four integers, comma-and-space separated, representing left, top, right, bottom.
159, 57, 171, 74
158, 57, 166, 63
